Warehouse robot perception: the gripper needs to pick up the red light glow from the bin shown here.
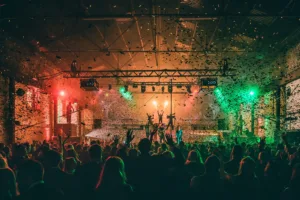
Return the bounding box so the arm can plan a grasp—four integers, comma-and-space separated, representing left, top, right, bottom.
59, 91, 65, 96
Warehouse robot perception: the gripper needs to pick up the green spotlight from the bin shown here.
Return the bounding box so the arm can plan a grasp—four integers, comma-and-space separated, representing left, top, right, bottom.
250, 91, 254, 96
119, 87, 125, 93
119, 86, 132, 101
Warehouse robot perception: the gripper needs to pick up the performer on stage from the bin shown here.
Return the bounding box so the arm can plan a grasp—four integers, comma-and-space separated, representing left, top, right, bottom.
158, 123, 166, 143
157, 110, 164, 124
166, 113, 176, 130
176, 125, 183, 144
66, 102, 74, 124
146, 113, 154, 126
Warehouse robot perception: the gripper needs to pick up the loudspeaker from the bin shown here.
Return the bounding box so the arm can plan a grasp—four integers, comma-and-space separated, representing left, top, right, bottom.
93, 119, 102, 129
218, 119, 227, 130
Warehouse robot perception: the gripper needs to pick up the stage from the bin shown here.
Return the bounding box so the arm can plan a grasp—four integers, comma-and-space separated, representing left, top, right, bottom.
84, 127, 260, 144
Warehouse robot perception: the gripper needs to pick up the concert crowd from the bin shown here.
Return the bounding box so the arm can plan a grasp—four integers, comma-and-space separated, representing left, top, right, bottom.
0, 130, 299, 200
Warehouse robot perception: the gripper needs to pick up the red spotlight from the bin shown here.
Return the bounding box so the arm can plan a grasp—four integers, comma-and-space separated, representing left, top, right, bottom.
59, 91, 65, 96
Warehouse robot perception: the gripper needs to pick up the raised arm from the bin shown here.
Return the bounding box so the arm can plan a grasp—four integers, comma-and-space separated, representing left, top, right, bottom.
125, 129, 135, 147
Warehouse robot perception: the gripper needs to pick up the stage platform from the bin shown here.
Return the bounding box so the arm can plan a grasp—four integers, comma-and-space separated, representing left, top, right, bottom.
85, 128, 259, 144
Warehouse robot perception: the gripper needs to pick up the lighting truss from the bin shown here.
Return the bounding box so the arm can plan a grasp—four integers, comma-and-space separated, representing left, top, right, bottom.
129, 82, 194, 86
63, 69, 236, 78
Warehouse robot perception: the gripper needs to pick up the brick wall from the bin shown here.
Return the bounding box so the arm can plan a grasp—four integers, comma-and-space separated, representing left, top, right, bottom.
0, 77, 52, 144
14, 83, 51, 143
82, 108, 93, 135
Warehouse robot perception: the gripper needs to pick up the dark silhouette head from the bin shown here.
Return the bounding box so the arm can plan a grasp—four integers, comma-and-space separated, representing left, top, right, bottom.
205, 155, 220, 174
14, 144, 27, 158
17, 160, 44, 194
44, 150, 62, 168
138, 138, 151, 155
128, 149, 138, 158
231, 145, 243, 160
258, 151, 269, 164
64, 157, 77, 174
89, 144, 102, 162
116, 147, 127, 160
66, 149, 78, 160
96, 156, 126, 189
264, 160, 279, 178
186, 150, 203, 164
238, 156, 256, 177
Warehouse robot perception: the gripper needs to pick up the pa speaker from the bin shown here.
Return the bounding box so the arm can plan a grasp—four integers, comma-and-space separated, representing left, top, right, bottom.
93, 119, 102, 129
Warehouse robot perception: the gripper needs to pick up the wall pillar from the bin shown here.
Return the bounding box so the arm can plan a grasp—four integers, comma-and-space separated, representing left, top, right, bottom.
78, 107, 82, 142
53, 96, 58, 137
7, 77, 15, 144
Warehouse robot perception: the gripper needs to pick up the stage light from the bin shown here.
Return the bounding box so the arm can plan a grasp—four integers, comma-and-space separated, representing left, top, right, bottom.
108, 84, 112, 90
59, 91, 65, 96
168, 85, 173, 93
152, 86, 155, 92
250, 91, 254, 96
153, 101, 157, 106
119, 86, 133, 100
119, 87, 126, 93
132, 83, 138, 88
164, 101, 168, 108
191, 85, 200, 93
186, 85, 192, 94
124, 85, 128, 92
162, 86, 165, 93
176, 84, 182, 88
141, 83, 146, 93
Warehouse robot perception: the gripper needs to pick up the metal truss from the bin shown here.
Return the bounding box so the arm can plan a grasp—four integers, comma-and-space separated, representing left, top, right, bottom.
129, 82, 195, 86
63, 69, 236, 78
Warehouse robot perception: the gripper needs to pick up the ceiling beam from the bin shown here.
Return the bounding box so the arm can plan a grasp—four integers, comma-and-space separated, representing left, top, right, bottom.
42, 49, 253, 53
63, 69, 236, 78
2, 13, 299, 20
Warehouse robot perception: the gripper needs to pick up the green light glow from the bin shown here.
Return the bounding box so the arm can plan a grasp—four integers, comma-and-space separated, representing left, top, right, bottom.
245, 87, 259, 103
119, 87, 133, 101
119, 87, 125, 93
214, 88, 230, 112
214, 86, 260, 113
